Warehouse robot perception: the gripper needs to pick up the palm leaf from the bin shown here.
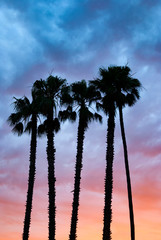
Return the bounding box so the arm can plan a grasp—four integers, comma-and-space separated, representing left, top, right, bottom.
25, 121, 33, 134
38, 122, 47, 137
12, 122, 23, 136
53, 118, 60, 133
7, 112, 22, 126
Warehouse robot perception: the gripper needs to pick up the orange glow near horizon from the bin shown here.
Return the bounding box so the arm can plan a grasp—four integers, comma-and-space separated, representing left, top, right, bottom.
1, 194, 161, 240
1, 163, 161, 240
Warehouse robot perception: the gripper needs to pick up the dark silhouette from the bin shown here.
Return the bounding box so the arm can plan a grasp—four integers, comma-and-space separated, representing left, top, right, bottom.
61, 80, 102, 240
90, 68, 118, 240
7, 67, 141, 240
32, 75, 67, 240
91, 66, 142, 240
8, 95, 39, 240
114, 65, 142, 240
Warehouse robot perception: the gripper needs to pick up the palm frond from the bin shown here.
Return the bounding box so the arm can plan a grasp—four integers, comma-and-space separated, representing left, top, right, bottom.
59, 106, 77, 123
60, 85, 73, 106
94, 113, 102, 123
7, 112, 22, 126
12, 122, 24, 136
24, 121, 33, 134
53, 118, 60, 133
38, 123, 47, 137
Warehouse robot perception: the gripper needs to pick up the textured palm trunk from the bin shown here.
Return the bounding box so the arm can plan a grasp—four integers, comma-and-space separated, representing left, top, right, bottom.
103, 107, 115, 240
46, 110, 56, 240
23, 114, 37, 240
119, 105, 135, 240
69, 114, 85, 240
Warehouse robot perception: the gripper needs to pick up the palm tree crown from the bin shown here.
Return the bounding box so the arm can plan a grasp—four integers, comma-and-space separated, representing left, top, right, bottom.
71, 80, 102, 126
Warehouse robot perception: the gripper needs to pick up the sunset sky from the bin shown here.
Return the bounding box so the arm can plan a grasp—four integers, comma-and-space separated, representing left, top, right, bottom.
0, 0, 161, 240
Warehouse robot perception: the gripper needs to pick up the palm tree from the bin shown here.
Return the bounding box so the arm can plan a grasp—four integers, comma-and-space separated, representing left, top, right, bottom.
8, 94, 39, 240
113, 65, 142, 240
91, 66, 141, 240
61, 80, 102, 240
90, 68, 119, 240
32, 75, 67, 240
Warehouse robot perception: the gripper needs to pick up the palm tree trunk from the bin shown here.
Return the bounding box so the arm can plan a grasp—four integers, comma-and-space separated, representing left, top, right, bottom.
103, 108, 115, 240
47, 111, 56, 240
23, 114, 37, 240
69, 115, 85, 240
119, 105, 135, 240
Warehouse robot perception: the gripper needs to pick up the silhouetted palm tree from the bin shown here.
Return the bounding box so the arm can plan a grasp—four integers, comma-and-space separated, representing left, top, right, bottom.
62, 80, 102, 240
114, 65, 142, 240
32, 75, 66, 240
90, 68, 119, 240
8, 95, 39, 240
91, 66, 141, 240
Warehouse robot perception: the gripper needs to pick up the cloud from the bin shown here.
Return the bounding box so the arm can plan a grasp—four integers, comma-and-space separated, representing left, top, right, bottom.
1, 0, 161, 91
